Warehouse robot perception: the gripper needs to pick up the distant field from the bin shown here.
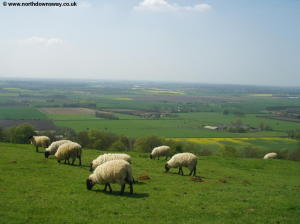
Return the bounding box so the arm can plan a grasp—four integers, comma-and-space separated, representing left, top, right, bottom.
1, 142, 300, 224
48, 112, 300, 138
171, 137, 299, 152
0, 106, 48, 120
39, 107, 96, 115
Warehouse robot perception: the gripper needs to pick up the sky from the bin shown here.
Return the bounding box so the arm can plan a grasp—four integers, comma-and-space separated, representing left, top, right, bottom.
0, 0, 299, 86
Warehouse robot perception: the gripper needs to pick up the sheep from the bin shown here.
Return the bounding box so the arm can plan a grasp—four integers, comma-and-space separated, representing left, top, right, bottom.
28, 136, 50, 152
55, 142, 82, 166
150, 145, 171, 160
90, 153, 132, 172
165, 152, 197, 176
263, 152, 278, 159
45, 140, 72, 158
86, 159, 133, 195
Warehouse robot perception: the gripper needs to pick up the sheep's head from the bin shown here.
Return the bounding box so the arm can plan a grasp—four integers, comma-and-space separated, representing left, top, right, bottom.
165, 163, 170, 172
45, 151, 50, 158
28, 136, 34, 144
149, 154, 153, 159
86, 178, 94, 190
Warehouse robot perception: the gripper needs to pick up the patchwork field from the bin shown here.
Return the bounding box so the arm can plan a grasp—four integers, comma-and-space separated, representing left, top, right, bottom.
1, 142, 300, 224
44, 111, 300, 139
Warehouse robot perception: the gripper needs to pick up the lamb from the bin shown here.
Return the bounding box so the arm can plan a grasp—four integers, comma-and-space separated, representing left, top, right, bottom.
165, 152, 197, 176
150, 145, 171, 160
263, 152, 278, 159
28, 136, 50, 152
86, 159, 133, 195
55, 142, 82, 166
90, 153, 132, 171
45, 140, 72, 158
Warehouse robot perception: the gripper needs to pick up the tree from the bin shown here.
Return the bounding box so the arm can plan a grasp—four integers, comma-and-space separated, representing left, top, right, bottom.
134, 135, 163, 153
6, 123, 35, 144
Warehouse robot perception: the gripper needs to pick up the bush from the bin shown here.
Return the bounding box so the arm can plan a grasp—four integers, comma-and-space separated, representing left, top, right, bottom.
287, 147, 300, 161
134, 135, 163, 153
95, 111, 119, 120
5, 123, 35, 144
109, 140, 128, 152
242, 146, 261, 158
219, 146, 238, 158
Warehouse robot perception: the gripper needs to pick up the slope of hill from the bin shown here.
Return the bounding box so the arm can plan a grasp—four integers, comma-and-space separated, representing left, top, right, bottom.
0, 143, 299, 224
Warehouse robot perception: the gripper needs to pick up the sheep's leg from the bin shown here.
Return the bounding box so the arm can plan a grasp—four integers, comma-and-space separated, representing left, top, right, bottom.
180, 167, 184, 176
107, 183, 112, 193
129, 182, 133, 194
189, 168, 194, 176
64, 159, 67, 164
71, 158, 76, 165
36, 146, 38, 152
120, 184, 125, 195
103, 183, 108, 192
193, 167, 196, 176
178, 168, 181, 174
78, 156, 82, 166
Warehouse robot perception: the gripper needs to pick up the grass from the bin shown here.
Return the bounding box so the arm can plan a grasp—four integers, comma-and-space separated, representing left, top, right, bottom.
0, 106, 48, 120
0, 142, 300, 223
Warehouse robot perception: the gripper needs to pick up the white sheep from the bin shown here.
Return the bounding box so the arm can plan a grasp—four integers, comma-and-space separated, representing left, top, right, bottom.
165, 152, 197, 176
263, 152, 278, 159
90, 153, 132, 171
150, 145, 171, 160
55, 142, 82, 166
45, 140, 72, 158
86, 159, 134, 195
28, 135, 50, 152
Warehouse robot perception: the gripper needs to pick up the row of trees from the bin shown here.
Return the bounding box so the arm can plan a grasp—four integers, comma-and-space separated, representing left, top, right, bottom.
0, 123, 299, 161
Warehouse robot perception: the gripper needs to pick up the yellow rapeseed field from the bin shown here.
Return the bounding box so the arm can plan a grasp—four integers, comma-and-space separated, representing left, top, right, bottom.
171, 137, 296, 147
249, 94, 273, 97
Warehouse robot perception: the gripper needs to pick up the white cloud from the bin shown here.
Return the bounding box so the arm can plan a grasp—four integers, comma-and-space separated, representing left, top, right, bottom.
18, 36, 63, 46
134, 0, 211, 12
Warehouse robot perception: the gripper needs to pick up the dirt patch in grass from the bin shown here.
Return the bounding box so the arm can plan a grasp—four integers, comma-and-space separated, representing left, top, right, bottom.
39, 107, 96, 114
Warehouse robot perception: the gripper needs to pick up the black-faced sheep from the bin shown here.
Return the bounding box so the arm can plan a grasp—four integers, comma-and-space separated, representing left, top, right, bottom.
45, 140, 72, 158
86, 159, 133, 195
90, 153, 132, 171
55, 142, 82, 166
150, 145, 171, 160
28, 136, 50, 152
165, 152, 197, 176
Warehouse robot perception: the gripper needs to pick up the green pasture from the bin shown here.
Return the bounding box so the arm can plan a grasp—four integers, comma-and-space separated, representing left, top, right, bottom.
0, 106, 48, 120
47, 112, 300, 138
1, 142, 300, 224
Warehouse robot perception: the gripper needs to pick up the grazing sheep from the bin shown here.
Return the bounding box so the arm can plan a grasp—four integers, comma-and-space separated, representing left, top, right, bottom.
263, 152, 278, 159
45, 140, 72, 158
28, 136, 50, 152
165, 152, 197, 176
55, 142, 82, 166
86, 159, 133, 195
150, 145, 171, 160
90, 153, 132, 171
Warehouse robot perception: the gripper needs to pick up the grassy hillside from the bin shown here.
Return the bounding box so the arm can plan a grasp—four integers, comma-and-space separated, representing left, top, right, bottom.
1, 143, 300, 224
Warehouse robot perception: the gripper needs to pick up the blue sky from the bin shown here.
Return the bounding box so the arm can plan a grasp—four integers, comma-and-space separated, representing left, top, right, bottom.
0, 0, 299, 86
